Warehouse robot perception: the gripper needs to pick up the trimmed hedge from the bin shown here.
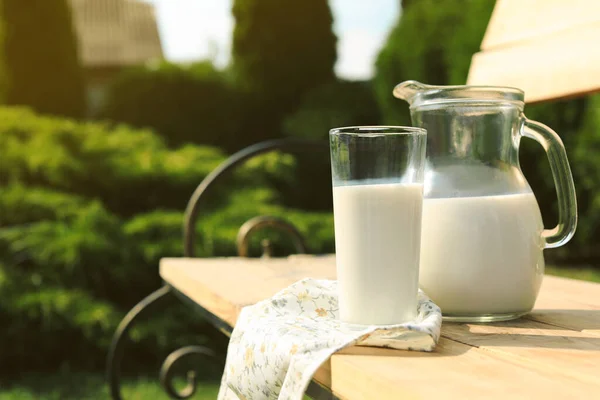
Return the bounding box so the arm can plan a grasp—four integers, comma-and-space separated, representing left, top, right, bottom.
99, 62, 243, 151
0, 107, 334, 373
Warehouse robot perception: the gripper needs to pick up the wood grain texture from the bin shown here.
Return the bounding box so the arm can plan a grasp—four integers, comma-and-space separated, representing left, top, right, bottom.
160, 256, 600, 399
159, 255, 336, 326
530, 275, 600, 335
331, 338, 599, 399
441, 321, 600, 385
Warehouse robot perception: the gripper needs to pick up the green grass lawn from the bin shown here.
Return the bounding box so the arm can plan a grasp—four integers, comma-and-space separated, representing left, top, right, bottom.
0, 372, 219, 400
545, 265, 600, 283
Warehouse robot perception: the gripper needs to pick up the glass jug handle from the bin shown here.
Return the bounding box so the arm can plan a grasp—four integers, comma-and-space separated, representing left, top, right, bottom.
520, 116, 578, 249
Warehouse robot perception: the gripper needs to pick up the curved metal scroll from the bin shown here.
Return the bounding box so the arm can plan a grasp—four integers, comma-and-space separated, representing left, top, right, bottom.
107, 287, 218, 400
159, 345, 219, 399
236, 215, 309, 257
184, 138, 327, 257
107, 286, 173, 400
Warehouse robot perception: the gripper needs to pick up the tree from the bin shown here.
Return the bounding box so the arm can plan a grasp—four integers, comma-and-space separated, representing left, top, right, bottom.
0, 0, 85, 117
374, 0, 495, 124
231, 0, 337, 140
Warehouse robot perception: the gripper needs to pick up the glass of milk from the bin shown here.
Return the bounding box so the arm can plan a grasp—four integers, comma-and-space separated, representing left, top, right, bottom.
330, 126, 427, 326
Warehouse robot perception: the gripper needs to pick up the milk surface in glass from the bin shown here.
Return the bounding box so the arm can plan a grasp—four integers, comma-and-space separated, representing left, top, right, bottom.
333, 181, 423, 325
419, 192, 545, 315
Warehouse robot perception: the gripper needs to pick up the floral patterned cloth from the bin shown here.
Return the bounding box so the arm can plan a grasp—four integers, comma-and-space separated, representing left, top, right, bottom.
218, 278, 442, 400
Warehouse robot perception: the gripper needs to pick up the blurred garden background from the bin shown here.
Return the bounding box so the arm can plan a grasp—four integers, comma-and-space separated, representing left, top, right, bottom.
1, 0, 599, 398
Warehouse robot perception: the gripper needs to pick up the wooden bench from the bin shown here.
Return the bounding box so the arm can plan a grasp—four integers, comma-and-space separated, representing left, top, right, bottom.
160, 255, 600, 399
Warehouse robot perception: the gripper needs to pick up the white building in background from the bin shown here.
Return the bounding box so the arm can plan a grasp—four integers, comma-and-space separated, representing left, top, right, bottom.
68, 0, 164, 113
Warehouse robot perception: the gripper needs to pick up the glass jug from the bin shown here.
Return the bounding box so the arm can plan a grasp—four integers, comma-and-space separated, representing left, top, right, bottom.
394, 81, 577, 322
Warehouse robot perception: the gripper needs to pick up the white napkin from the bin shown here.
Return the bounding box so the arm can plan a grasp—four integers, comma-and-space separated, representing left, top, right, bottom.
218, 278, 442, 400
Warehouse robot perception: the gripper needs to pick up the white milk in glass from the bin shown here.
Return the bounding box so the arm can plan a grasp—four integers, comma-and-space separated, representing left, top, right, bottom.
419, 193, 545, 315
333, 182, 423, 325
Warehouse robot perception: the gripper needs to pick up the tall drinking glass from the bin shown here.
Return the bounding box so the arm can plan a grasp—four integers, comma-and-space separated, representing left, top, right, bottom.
330, 126, 427, 325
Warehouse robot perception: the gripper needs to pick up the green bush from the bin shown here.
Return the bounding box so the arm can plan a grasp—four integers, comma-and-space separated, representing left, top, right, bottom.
0, 0, 85, 117
200, 188, 335, 256
0, 200, 137, 302
0, 107, 334, 374
0, 107, 225, 217
122, 187, 335, 262
100, 62, 243, 151
0, 184, 86, 226
0, 282, 121, 371
0, 189, 334, 373
0, 257, 217, 373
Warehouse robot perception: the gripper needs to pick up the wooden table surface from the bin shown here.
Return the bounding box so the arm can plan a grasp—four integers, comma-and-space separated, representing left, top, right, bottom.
160, 255, 600, 399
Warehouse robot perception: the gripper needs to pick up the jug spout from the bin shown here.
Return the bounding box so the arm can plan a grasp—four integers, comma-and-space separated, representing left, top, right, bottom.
393, 80, 439, 105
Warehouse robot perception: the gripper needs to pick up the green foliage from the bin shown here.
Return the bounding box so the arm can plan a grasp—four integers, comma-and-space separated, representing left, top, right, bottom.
123, 210, 186, 266
283, 80, 381, 140
236, 151, 297, 186
517, 98, 589, 262
545, 264, 600, 283
0, 286, 121, 370
0, 258, 124, 371
0, 107, 225, 216
0, 184, 86, 226
100, 62, 243, 151
0, 0, 85, 117
0, 106, 333, 374
231, 0, 337, 140
281, 79, 380, 210
200, 188, 335, 256
0, 372, 220, 400
374, 0, 495, 124
533, 94, 600, 262
232, 0, 336, 97
122, 188, 335, 261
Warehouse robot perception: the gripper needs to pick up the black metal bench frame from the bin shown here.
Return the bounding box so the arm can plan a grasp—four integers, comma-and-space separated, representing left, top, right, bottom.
106, 139, 337, 399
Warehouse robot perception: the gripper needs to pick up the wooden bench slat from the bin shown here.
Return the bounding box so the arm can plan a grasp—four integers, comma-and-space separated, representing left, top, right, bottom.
159, 255, 337, 326
530, 275, 600, 335
442, 321, 600, 384
527, 309, 600, 336
536, 275, 600, 308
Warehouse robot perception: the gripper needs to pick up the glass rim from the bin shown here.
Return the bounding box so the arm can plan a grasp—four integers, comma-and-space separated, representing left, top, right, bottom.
329, 125, 426, 136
